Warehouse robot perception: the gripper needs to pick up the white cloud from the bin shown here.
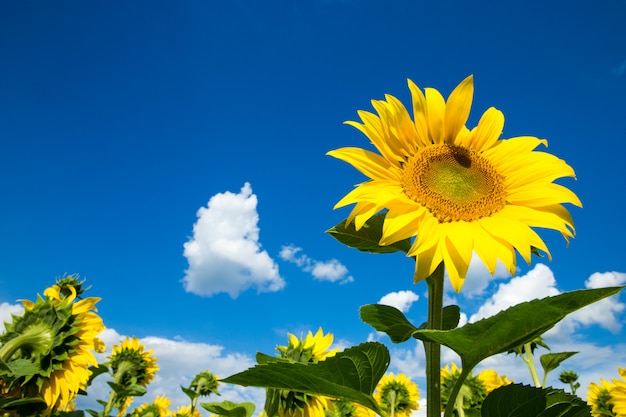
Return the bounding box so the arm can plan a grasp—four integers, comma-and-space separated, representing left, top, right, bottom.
0, 302, 23, 333
280, 244, 354, 284
469, 263, 559, 322
378, 291, 420, 313
182, 183, 285, 298
76, 328, 265, 415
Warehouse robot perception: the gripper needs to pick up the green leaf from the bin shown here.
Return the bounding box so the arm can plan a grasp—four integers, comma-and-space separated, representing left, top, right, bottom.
417, 305, 461, 331
481, 384, 591, 417
222, 342, 390, 414
540, 352, 578, 377
8, 358, 40, 377
411, 286, 624, 370
360, 304, 418, 343
201, 400, 256, 417
326, 213, 411, 254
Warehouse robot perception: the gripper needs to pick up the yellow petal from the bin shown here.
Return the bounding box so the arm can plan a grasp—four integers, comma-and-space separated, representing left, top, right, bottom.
407, 79, 431, 147
444, 75, 474, 144
327, 147, 397, 181
471, 107, 504, 152
425, 87, 445, 144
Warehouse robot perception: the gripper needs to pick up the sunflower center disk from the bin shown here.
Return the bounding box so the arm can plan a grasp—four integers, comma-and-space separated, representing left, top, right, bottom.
402, 145, 506, 222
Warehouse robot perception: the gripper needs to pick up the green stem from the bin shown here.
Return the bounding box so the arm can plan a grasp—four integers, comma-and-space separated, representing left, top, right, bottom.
443, 368, 472, 417
424, 263, 445, 417
523, 343, 541, 388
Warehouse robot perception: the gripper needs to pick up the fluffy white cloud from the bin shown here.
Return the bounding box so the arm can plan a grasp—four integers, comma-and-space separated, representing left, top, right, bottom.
182, 183, 285, 298
279, 244, 354, 284
469, 263, 560, 322
76, 328, 264, 415
378, 291, 420, 313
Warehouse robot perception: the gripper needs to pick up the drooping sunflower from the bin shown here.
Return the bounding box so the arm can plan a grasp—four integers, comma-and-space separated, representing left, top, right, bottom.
587, 379, 616, 417
0, 282, 105, 415
328, 76, 581, 291
373, 372, 420, 417
328, 399, 376, 417
274, 328, 337, 417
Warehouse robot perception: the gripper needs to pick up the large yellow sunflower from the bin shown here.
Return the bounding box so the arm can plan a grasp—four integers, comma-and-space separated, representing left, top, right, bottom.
587, 379, 616, 417
610, 367, 626, 416
328, 75, 581, 291
0, 282, 105, 415
373, 372, 420, 417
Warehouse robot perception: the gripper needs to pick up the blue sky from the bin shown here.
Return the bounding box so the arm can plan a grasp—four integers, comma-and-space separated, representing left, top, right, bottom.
1, 0, 626, 414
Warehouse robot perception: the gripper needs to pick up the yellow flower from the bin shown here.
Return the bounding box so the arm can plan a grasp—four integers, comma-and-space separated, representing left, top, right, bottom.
131, 395, 172, 416
373, 372, 420, 417
328, 400, 376, 417
328, 76, 581, 291
0, 282, 105, 415
610, 368, 626, 417
275, 328, 337, 417
587, 379, 616, 417
110, 336, 159, 388
476, 369, 513, 393
277, 327, 338, 363
172, 404, 202, 417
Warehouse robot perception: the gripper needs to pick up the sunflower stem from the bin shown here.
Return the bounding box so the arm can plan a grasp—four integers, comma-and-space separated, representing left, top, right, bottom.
523, 342, 542, 388
424, 263, 445, 417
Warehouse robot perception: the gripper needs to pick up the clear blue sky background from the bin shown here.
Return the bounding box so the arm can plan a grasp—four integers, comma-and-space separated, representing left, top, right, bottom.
1, 0, 625, 413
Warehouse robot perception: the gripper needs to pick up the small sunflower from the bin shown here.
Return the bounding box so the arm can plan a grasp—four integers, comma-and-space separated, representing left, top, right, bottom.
172, 404, 202, 417
108, 336, 159, 414
328, 400, 376, 417
587, 379, 616, 417
440, 363, 508, 413
276, 327, 338, 363
130, 395, 172, 417
274, 328, 337, 417
0, 281, 105, 415
328, 76, 581, 291
373, 372, 420, 417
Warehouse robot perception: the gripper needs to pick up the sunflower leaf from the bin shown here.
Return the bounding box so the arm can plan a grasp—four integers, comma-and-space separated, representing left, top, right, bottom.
222, 342, 389, 415
539, 352, 578, 377
411, 286, 624, 370
481, 384, 591, 417
360, 304, 418, 343
326, 213, 411, 254
200, 401, 256, 417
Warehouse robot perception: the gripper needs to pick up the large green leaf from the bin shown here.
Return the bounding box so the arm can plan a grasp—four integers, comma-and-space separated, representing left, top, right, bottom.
326, 213, 411, 254
222, 342, 390, 414
411, 286, 623, 370
201, 401, 256, 417
481, 384, 591, 417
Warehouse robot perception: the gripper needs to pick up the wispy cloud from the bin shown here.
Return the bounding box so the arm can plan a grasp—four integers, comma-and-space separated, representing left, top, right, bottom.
279, 244, 354, 284
182, 183, 285, 298
612, 59, 626, 77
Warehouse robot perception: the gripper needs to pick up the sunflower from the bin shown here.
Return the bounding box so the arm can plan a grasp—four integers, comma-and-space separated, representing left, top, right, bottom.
373, 372, 420, 417
476, 369, 513, 393
107, 336, 159, 415
274, 328, 337, 417
276, 327, 338, 363
328, 76, 581, 291
587, 379, 616, 417
130, 395, 172, 417
610, 367, 626, 416
0, 282, 105, 415
328, 400, 376, 417
172, 404, 202, 417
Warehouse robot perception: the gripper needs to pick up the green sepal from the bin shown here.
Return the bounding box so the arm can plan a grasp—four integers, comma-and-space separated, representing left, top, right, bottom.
481, 384, 591, 417
222, 342, 390, 415
201, 400, 256, 417
7, 358, 41, 378
540, 352, 578, 377
264, 388, 281, 417
411, 286, 623, 370
327, 213, 411, 254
